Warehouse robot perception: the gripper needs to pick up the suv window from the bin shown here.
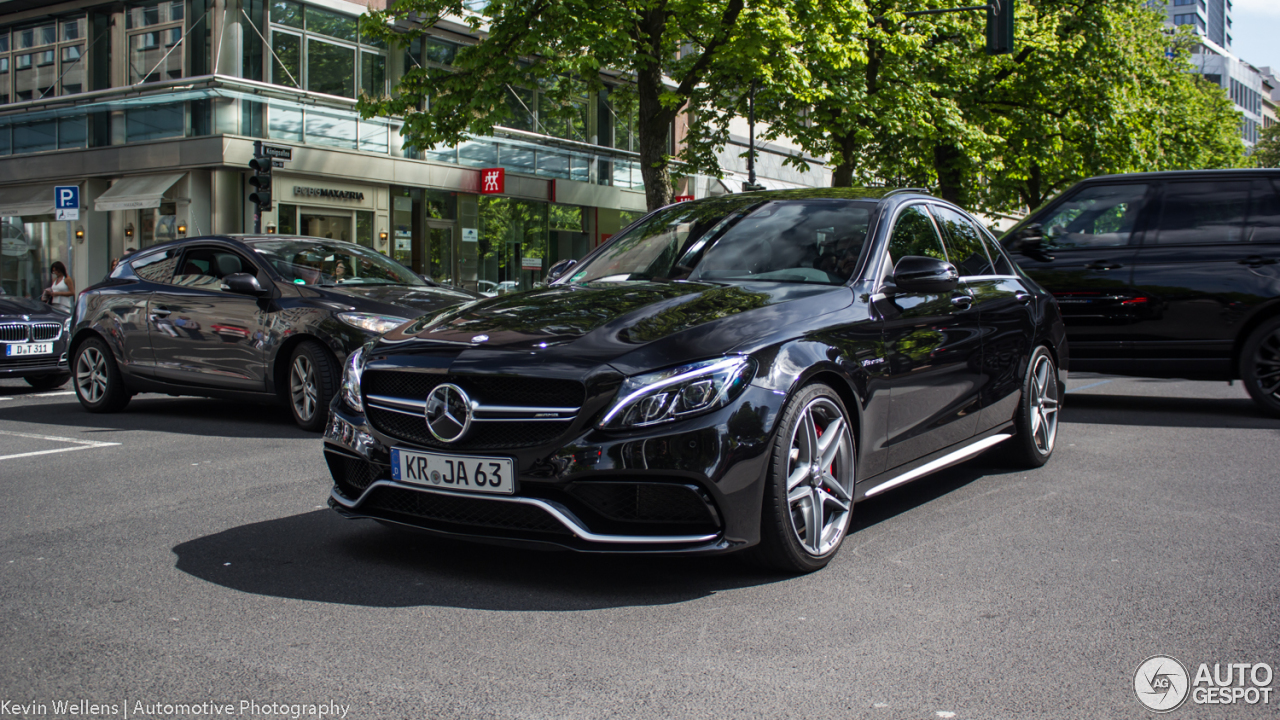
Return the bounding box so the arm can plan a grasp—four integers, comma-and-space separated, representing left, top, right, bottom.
130, 248, 179, 284
1153, 180, 1251, 245
1040, 184, 1150, 248
173, 248, 254, 289
1248, 179, 1280, 243
931, 205, 996, 277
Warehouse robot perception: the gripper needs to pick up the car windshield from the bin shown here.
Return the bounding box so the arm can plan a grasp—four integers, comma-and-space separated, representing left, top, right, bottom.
568, 198, 876, 286
248, 239, 425, 287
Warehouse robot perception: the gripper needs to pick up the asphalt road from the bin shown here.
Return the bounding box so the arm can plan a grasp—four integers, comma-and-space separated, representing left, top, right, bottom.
0, 373, 1276, 719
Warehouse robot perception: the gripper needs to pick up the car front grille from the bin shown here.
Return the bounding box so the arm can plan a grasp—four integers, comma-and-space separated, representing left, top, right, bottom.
0, 356, 66, 369
362, 370, 585, 450
568, 482, 720, 527
362, 486, 572, 535
0, 323, 29, 342
30, 323, 62, 341
0, 322, 63, 343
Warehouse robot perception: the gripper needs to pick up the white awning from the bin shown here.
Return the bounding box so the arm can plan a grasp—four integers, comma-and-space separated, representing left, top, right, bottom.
0, 183, 71, 217
94, 173, 185, 212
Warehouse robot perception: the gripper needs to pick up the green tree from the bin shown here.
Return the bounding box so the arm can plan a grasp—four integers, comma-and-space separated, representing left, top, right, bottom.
359, 0, 803, 210
1256, 124, 1280, 168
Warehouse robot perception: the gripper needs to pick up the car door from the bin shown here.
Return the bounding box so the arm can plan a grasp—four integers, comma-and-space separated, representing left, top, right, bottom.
1006, 182, 1152, 360
1127, 178, 1280, 376
115, 246, 184, 377
149, 245, 270, 391
931, 204, 1035, 432
877, 204, 985, 468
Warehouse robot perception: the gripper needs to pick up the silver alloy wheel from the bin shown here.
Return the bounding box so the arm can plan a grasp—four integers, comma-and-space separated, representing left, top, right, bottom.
785, 396, 856, 557
75, 345, 108, 404
1251, 327, 1280, 399
291, 354, 318, 421
1029, 354, 1060, 455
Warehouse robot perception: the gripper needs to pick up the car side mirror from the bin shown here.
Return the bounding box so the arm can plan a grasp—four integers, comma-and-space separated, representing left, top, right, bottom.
1012, 224, 1054, 262
220, 272, 269, 296
892, 256, 959, 294
545, 258, 577, 284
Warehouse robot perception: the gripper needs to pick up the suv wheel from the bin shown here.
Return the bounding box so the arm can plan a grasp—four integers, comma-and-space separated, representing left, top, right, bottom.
1241, 316, 1280, 418
288, 340, 338, 431
73, 338, 131, 413
753, 383, 857, 573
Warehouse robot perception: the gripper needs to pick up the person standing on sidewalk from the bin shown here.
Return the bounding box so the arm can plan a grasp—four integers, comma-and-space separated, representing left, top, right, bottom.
41, 261, 74, 312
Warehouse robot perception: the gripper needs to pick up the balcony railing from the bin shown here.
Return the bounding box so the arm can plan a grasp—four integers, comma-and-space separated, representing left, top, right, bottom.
0, 74, 646, 189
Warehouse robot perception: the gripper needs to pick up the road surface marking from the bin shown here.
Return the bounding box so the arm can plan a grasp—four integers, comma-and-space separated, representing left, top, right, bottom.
0, 430, 120, 461
1066, 379, 1113, 393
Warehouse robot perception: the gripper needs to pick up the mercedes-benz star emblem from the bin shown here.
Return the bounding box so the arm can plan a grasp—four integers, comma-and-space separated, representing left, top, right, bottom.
424, 383, 473, 443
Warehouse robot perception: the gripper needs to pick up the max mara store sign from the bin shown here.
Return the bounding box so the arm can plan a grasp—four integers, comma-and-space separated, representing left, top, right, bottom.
277, 175, 377, 210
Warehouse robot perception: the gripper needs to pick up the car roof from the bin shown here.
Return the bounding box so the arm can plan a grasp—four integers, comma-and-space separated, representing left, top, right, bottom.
1073, 169, 1280, 183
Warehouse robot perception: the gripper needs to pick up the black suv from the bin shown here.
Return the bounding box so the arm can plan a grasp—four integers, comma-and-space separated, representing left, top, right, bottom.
1003, 170, 1280, 416
70, 235, 475, 430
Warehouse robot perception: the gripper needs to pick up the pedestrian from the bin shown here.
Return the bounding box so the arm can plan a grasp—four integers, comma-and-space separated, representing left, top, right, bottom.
41, 261, 74, 311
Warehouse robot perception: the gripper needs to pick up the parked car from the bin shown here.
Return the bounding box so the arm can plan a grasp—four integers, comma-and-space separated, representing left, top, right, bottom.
69, 235, 477, 430
1002, 169, 1280, 416
324, 188, 1068, 572
476, 280, 520, 297
0, 289, 71, 390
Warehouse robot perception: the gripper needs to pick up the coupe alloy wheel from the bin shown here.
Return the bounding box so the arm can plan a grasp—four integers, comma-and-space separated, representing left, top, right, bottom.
291, 354, 318, 422
1250, 328, 1280, 399
784, 396, 856, 557
76, 345, 108, 404
1029, 353, 1060, 455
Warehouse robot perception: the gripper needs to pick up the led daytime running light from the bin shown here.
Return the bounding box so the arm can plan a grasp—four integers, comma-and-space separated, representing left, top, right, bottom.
600, 357, 750, 428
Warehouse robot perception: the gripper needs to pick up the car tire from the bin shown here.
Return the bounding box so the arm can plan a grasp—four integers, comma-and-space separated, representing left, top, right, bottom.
73, 337, 131, 413
1240, 316, 1280, 418
25, 373, 70, 391
1002, 346, 1061, 468
752, 383, 857, 574
288, 340, 338, 432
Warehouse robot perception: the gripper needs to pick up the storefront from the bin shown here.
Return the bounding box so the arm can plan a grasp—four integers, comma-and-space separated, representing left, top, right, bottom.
0, 182, 78, 299
272, 174, 387, 252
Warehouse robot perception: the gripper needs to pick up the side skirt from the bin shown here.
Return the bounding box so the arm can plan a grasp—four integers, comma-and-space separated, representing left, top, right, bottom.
858, 425, 1013, 500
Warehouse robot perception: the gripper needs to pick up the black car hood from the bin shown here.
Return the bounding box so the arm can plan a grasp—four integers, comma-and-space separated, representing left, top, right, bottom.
311, 283, 476, 317
379, 281, 852, 376
0, 296, 67, 318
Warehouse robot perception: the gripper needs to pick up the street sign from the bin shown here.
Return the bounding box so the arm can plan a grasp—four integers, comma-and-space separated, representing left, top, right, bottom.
461, 228, 478, 243
55, 185, 80, 221
260, 144, 293, 160
272, 159, 286, 168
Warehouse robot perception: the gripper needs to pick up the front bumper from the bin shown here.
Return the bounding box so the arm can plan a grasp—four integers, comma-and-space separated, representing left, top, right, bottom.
322, 385, 782, 555
0, 350, 69, 378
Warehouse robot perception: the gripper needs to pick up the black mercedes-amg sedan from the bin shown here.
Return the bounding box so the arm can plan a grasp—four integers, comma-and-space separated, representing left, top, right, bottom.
70, 235, 476, 430
1, 292, 71, 390
324, 189, 1069, 572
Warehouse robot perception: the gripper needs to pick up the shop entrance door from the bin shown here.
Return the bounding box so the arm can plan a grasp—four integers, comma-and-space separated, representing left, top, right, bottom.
426, 222, 456, 286
300, 211, 352, 242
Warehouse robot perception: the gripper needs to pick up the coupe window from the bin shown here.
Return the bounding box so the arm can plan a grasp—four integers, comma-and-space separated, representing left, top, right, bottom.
569, 199, 875, 286
249, 240, 424, 287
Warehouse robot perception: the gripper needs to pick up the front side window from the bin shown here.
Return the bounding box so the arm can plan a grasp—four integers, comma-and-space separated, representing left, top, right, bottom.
569, 198, 875, 286
1038, 184, 1150, 248
930, 205, 995, 277
887, 205, 947, 266
173, 248, 255, 288
249, 240, 425, 287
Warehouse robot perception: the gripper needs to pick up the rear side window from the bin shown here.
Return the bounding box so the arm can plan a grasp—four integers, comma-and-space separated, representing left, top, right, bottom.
1039, 184, 1149, 248
130, 248, 179, 284
1247, 179, 1280, 243
1153, 180, 1251, 244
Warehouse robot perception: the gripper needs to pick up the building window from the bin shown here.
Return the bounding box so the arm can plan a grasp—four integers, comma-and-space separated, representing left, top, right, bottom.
127, 2, 185, 84
267, 1, 387, 99
3, 16, 85, 103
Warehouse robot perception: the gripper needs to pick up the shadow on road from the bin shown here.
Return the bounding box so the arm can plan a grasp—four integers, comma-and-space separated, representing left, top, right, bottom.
0, 394, 311, 440
173, 510, 791, 611
1061, 393, 1280, 430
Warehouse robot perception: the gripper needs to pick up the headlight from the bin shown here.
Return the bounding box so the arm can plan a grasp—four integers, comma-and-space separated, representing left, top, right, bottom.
342, 345, 368, 413
599, 356, 754, 429
337, 312, 410, 334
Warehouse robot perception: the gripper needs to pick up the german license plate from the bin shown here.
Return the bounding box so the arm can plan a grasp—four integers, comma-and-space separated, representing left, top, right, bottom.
391, 448, 514, 495
5, 342, 53, 357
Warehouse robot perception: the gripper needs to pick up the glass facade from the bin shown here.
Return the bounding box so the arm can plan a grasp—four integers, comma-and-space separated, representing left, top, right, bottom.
1, 216, 69, 300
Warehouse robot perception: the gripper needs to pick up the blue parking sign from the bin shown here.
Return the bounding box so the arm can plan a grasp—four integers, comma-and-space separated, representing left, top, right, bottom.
55, 185, 79, 221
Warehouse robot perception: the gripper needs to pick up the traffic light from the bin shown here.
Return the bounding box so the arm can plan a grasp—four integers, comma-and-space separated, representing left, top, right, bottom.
986, 0, 1014, 55
249, 141, 273, 212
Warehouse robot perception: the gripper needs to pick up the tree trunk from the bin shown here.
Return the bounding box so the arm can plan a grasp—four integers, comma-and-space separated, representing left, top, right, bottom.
932, 142, 968, 207
830, 132, 859, 187
634, 7, 675, 210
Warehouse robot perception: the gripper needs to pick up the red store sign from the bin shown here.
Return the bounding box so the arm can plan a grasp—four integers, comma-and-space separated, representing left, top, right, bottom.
480, 168, 505, 194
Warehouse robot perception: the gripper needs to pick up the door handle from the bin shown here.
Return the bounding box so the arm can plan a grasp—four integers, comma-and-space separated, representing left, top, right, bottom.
951, 295, 973, 309
1014, 291, 1033, 304
1239, 256, 1277, 268
1084, 260, 1123, 270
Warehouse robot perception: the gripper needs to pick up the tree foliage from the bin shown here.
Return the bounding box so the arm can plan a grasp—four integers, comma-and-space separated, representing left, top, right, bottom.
359, 0, 804, 210
1256, 124, 1280, 168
